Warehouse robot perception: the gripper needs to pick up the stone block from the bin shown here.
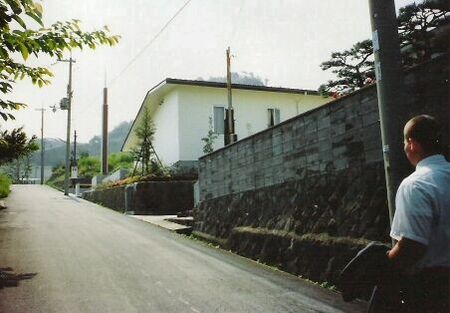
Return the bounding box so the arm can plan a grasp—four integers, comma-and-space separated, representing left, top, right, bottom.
330, 108, 346, 124
318, 116, 331, 130
362, 111, 380, 127
273, 144, 283, 156
318, 128, 331, 141
318, 139, 332, 153
331, 123, 346, 137
305, 120, 318, 135
365, 148, 383, 164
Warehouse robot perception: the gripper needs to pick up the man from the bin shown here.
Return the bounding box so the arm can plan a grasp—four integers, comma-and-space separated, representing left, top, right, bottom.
388, 115, 449, 312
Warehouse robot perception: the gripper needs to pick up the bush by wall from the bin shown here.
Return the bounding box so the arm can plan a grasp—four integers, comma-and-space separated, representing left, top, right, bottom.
0, 173, 11, 198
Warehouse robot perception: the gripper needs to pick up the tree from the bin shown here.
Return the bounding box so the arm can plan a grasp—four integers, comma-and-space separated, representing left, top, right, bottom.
398, 1, 449, 66
319, 40, 375, 96
5, 152, 33, 183
319, 1, 449, 96
132, 107, 158, 175
0, 0, 120, 121
201, 116, 218, 154
0, 127, 38, 165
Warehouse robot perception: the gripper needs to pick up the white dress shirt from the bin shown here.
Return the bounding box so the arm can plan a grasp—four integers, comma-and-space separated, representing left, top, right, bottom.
391, 154, 450, 269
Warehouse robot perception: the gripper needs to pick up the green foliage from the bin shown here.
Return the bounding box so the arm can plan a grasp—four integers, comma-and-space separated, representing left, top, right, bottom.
4, 153, 33, 183
45, 164, 65, 189
319, 2, 449, 96
78, 155, 100, 178
0, 173, 11, 198
108, 152, 134, 172
0, 127, 38, 165
132, 107, 160, 175
398, 1, 449, 66
201, 116, 218, 154
0, 0, 120, 121
319, 39, 374, 96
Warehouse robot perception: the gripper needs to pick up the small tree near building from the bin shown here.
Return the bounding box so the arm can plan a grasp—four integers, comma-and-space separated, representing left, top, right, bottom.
132, 107, 159, 175
201, 116, 218, 154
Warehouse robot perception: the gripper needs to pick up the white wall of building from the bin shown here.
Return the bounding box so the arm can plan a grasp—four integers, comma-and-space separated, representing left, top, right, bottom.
177, 85, 328, 162
148, 90, 180, 164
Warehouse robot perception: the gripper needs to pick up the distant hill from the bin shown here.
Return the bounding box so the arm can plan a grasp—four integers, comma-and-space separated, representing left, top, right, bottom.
32, 121, 132, 166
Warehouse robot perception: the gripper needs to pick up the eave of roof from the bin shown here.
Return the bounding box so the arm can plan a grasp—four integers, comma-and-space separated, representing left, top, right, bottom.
164, 78, 320, 95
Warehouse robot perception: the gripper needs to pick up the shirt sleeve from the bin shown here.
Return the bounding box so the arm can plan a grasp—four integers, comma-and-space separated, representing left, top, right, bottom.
390, 180, 434, 245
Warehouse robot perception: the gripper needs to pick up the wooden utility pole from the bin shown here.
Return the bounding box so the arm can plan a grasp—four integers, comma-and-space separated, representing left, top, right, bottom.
58, 53, 76, 196
35, 108, 45, 184
101, 86, 109, 175
368, 0, 407, 225
73, 130, 77, 166
225, 47, 237, 145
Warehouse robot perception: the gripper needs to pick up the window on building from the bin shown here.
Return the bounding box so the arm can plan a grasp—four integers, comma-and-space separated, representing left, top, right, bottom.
213, 106, 225, 134
267, 108, 280, 127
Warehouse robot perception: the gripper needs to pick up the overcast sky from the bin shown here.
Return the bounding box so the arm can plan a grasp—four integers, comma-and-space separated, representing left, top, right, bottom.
5, 0, 417, 142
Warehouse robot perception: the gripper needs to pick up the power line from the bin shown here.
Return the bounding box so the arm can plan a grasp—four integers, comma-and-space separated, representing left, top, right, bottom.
71, 0, 192, 138
108, 0, 193, 87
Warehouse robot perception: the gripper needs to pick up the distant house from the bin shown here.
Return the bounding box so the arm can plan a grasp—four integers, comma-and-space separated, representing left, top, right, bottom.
121, 78, 329, 172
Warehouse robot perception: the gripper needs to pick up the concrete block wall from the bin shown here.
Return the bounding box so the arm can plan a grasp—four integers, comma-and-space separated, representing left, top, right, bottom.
199, 86, 381, 202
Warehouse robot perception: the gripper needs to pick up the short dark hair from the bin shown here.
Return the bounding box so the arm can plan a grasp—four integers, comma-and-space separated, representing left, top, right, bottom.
405, 115, 442, 153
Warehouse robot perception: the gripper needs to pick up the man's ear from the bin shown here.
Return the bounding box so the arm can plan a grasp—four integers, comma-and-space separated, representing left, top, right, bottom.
409, 138, 422, 153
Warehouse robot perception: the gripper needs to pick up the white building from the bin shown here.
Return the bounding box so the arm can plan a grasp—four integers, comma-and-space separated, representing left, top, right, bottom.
122, 78, 329, 171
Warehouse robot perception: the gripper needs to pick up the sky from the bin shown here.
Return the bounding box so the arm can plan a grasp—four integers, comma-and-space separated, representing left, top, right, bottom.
5, 0, 417, 143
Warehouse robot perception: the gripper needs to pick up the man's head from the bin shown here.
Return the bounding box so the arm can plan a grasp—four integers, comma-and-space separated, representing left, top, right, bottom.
403, 115, 442, 166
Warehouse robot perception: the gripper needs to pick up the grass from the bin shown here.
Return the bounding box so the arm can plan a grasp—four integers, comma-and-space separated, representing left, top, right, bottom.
0, 173, 11, 198
232, 226, 372, 246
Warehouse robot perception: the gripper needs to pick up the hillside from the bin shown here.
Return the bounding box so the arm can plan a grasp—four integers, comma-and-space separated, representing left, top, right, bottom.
32, 121, 132, 166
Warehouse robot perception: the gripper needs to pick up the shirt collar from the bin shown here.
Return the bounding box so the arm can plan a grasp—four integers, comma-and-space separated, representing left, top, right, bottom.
416, 154, 446, 169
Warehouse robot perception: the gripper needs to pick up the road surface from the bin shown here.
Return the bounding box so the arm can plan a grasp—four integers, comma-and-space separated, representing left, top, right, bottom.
0, 185, 365, 313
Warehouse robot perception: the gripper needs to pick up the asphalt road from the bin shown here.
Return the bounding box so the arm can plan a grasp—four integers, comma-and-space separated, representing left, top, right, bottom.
0, 185, 365, 313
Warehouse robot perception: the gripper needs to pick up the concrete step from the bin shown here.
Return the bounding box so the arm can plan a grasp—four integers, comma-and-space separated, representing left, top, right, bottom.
166, 216, 193, 227
130, 215, 192, 235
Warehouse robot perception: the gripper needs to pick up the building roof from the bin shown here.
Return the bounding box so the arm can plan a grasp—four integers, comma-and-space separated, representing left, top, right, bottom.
163, 78, 320, 95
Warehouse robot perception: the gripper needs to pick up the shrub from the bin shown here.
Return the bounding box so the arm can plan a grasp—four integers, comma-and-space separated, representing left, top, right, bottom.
0, 173, 12, 198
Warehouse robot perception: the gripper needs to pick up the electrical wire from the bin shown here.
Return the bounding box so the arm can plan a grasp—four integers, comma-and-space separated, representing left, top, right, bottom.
107, 0, 193, 88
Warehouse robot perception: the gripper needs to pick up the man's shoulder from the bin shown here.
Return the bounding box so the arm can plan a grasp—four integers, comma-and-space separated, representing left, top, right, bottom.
399, 171, 422, 189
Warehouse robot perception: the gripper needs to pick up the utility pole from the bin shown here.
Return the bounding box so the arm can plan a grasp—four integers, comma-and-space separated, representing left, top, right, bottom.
73, 130, 77, 165
101, 86, 109, 175
225, 47, 237, 145
368, 0, 407, 225
58, 54, 76, 196
35, 108, 45, 185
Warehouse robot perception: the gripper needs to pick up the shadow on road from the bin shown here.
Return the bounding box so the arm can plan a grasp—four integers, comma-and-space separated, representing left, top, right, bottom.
0, 267, 37, 289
